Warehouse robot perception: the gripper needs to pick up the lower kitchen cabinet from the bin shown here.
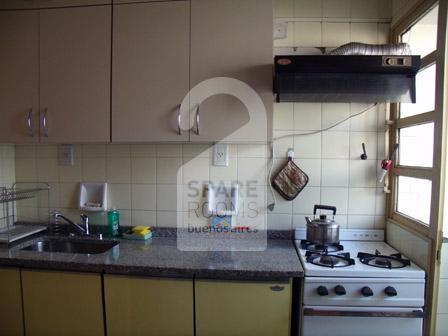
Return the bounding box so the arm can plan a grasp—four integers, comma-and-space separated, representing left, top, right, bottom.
0, 268, 24, 336
104, 275, 194, 336
21, 270, 104, 336
195, 280, 292, 336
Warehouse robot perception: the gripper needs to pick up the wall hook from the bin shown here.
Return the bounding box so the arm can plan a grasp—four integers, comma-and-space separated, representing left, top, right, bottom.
360, 143, 368, 160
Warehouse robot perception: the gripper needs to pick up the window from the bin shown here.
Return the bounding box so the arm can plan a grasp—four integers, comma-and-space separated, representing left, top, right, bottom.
398, 123, 434, 167
397, 176, 432, 224
401, 6, 438, 58
391, 3, 439, 229
400, 64, 436, 117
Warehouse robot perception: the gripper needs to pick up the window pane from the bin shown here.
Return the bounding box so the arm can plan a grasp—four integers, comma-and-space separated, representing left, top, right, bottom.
400, 64, 436, 117
397, 176, 432, 224
399, 123, 434, 167
401, 5, 438, 57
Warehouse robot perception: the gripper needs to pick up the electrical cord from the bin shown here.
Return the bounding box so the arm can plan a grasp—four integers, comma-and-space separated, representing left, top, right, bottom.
267, 102, 379, 211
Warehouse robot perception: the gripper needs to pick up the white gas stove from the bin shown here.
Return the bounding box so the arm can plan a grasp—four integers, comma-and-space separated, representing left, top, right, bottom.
294, 229, 426, 336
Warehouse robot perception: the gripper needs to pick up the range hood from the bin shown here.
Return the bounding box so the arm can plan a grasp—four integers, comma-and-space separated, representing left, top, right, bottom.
274, 55, 421, 103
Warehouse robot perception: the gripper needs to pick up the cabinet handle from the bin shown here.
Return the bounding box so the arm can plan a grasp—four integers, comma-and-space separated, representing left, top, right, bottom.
177, 105, 182, 135
26, 109, 34, 137
42, 108, 49, 137
195, 105, 200, 135
270, 285, 285, 292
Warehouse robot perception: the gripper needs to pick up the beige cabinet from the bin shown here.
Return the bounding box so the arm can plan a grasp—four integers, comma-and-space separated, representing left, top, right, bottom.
189, 0, 273, 142
195, 280, 292, 336
22, 270, 104, 336
0, 268, 24, 336
104, 274, 194, 336
113, 0, 167, 3
38, 0, 111, 7
0, 1, 110, 9
39, 5, 111, 143
0, 10, 39, 143
112, 1, 190, 142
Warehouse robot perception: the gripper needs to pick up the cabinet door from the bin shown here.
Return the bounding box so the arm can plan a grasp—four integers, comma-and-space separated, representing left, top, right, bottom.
0, 268, 24, 336
195, 280, 291, 336
190, 0, 273, 143
0, 10, 39, 143
104, 275, 194, 336
22, 270, 104, 336
39, 6, 111, 143
112, 1, 190, 142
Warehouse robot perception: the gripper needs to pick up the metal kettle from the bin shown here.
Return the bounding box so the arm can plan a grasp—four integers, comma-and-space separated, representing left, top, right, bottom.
305, 205, 339, 245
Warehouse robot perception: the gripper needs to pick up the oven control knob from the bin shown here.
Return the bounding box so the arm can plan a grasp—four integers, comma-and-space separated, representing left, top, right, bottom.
317, 286, 329, 296
385, 286, 398, 297
361, 286, 374, 297
334, 285, 346, 296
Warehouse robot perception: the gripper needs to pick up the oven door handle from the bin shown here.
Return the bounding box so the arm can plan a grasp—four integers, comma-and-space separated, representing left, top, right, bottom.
303, 308, 425, 318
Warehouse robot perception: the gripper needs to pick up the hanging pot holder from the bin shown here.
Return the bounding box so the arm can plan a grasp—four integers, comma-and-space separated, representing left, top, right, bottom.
271, 158, 309, 201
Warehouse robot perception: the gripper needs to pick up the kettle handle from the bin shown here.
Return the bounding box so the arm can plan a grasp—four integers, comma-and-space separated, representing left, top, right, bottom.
313, 205, 337, 215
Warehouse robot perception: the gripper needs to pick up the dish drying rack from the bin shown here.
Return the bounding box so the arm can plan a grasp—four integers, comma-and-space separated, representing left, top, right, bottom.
0, 183, 50, 243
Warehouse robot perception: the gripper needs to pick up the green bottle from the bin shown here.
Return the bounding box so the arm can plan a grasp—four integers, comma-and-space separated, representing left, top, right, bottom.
107, 209, 120, 237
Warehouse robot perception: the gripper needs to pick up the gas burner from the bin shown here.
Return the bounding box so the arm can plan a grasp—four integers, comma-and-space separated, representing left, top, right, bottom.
305, 251, 355, 268
300, 240, 344, 254
357, 250, 411, 269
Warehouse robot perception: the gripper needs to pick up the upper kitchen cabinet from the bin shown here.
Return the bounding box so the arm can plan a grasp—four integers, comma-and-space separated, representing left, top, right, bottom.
112, 1, 190, 142
113, 0, 168, 3
38, 0, 111, 7
189, 0, 273, 143
0, 1, 111, 9
39, 5, 111, 143
0, 10, 39, 143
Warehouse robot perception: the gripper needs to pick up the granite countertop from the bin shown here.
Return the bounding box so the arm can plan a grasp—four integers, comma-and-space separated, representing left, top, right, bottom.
0, 234, 303, 281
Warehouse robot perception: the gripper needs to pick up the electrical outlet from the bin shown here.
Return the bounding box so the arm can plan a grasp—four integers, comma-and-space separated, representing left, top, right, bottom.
213, 143, 229, 166
274, 22, 288, 40
58, 144, 74, 166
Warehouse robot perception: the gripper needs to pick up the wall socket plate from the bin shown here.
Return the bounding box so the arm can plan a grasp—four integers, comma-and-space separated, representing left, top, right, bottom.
213, 143, 229, 167
58, 144, 74, 166
274, 22, 288, 40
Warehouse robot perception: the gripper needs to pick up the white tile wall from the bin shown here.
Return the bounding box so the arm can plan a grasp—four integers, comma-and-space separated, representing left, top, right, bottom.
274, 0, 391, 49
321, 160, 349, 187
322, 23, 350, 47
294, 0, 322, 18
322, 0, 350, 18
386, 221, 430, 270
272, 0, 390, 228
0, 145, 15, 227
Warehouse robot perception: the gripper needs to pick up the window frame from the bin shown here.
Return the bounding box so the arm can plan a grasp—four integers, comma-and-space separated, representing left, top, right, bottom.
389, 0, 441, 239
390, 1, 447, 335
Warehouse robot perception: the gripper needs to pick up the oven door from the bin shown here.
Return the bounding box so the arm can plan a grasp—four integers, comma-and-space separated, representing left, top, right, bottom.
302, 306, 424, 336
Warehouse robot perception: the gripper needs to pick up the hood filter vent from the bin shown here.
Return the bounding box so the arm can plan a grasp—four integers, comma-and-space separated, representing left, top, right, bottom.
274, 55, 420, 103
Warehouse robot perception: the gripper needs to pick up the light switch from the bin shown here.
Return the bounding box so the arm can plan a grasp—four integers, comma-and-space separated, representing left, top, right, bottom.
213, 143, 229, 167
58, 144, 74, 166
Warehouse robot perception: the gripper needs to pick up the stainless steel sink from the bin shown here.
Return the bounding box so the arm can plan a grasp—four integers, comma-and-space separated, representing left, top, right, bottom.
21, 237, 119, 254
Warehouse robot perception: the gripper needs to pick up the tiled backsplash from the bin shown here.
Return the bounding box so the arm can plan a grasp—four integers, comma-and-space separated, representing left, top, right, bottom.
271, 103, 387, 229
0, 145, 15, 188
274, 0, 391, 48
14, 144, 269, 228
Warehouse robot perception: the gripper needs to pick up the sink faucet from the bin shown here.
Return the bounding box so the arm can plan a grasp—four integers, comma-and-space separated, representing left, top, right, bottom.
54, 212, 89, 235
80, 214, 90, 235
